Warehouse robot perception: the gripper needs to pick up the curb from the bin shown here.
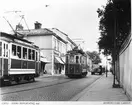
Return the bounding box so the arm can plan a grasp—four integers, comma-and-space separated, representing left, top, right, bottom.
70, 74, 104, 101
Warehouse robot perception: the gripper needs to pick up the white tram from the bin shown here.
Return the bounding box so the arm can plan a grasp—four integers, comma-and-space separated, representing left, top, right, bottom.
0, 32, 41, 85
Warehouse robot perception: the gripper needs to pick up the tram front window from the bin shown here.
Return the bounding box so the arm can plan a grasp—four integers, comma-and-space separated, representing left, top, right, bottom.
69, 55, 74, 63
0, 42, 2, 56
76, 56, 79, 63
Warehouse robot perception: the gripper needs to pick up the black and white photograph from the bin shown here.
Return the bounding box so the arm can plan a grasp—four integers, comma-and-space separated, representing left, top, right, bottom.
0, 0, 131, 104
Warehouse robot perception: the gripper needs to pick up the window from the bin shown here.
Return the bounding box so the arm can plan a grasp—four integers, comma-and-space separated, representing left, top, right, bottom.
23, 47, 27, 59
76, 56, 79, 63
12, 44, 17, 56
80, 56, 82, 63
6, 44, 8, 57
36, 51, 38, 61
69, 55, 74, 63
32, 50, 35, 60
17, 46, 21, 58
3, 43, 5, 57
54, 39, 56, 50
57, 40, 59, 51
60, 42, 62, 52
0, 42, 2, 56
28, 49, 32, 60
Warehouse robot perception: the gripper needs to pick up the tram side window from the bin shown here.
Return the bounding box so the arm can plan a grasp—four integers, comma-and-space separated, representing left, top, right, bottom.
69, 55, 74, 63
23, 47, 27, 59
28, 49, 32, 60
12, 44, 17, 56
3, 44, 6, 57
17, 46, 21, 58
76, 56, 79, 64
0, 42, 2, 56
32, 50, 35, 60
36, 52, 38, 61
6, 44, 8, 57
80, 56, 82, 64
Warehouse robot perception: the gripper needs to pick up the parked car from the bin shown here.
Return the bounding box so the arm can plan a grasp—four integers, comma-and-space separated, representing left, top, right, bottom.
91, 65, 102, 75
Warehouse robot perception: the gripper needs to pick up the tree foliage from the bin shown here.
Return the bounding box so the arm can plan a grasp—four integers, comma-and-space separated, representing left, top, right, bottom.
97, 0, 131, 56
86, 51, 101, 64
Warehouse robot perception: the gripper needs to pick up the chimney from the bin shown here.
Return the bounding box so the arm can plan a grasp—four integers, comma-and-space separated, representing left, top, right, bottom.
34, 21, 42, 29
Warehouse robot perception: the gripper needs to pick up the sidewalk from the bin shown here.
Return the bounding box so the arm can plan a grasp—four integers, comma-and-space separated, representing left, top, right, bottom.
71, 72, 130, 101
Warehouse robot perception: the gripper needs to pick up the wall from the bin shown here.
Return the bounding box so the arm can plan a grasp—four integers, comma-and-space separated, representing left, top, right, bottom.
119, 35, 132, 100
27, 35, 52, 49
26, 35, 53, 74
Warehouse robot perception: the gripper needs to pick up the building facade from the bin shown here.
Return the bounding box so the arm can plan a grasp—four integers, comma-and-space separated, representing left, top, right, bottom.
18, 22, 77, 75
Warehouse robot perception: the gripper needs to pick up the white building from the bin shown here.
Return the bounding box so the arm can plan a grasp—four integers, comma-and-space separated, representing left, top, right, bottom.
18, 22, 77, 75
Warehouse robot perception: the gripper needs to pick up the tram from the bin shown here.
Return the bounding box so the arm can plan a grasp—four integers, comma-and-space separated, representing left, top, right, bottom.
0, 32, 41, 85
65, 47, 89, 78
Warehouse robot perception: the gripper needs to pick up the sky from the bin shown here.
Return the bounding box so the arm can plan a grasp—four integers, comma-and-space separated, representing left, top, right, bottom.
0, 0, 110, 66
0, 0, 107, 52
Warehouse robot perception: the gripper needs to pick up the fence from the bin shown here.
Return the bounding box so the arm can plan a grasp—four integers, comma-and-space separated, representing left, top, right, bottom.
119, 34, 132, 100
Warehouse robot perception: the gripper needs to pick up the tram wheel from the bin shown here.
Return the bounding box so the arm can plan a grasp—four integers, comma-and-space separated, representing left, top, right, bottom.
15, 77, 21, 83
67, 75, 73, 78
7, 77, 12, 86
32, 77, 35, 82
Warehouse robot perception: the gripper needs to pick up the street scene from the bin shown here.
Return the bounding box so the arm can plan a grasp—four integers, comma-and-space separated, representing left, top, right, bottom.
0, 0, 132, 104
1, 74, 101, 101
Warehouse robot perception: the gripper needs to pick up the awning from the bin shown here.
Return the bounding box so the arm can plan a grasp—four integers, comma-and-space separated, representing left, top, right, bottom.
55, 57, 64, 64
40, 51, 50, 63
40, 57, 50, 63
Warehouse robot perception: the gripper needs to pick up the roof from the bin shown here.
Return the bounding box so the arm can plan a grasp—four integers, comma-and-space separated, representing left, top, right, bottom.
67, 47, 85, 55
0, 32, 32, 44
17, 28, 53, 36
18, 28, 68, 44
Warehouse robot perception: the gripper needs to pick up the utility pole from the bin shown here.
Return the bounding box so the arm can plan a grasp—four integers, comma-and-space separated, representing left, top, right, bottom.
112, 0, 116, 87
112, 0, 120, 88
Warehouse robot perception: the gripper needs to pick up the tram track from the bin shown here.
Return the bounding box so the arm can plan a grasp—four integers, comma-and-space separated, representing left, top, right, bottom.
0, 77, 79, 95
1, 75, 102, 101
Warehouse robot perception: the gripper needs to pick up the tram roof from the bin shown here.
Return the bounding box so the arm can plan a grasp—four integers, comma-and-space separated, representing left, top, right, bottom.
0, 32, 32, 44
67, 48, 86, 55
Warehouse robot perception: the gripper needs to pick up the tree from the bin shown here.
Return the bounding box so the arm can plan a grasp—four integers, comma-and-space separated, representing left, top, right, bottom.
97, 0, 131, 56
86, 51, 101, 64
